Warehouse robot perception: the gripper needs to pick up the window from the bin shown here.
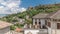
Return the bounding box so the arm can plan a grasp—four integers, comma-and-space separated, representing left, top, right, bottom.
45, 20, 47, 25
39, 22, 41, 24
58, 20, 60, 21
35, 22, 37, 25
53, 19, 57, 21
34, 19, 37, 25
57, 23, 60, 29
39, 19, 41, 24
47, 22, 51, 27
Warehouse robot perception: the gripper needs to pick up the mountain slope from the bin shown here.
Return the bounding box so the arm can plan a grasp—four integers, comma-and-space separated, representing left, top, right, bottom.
0, 4, 60, 23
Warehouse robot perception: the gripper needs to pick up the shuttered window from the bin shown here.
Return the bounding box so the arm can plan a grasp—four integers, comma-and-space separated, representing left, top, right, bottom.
35, 19, 37, 24
47, 22, 51, 27
45, 20, 47, 25
57, 23, 60, 29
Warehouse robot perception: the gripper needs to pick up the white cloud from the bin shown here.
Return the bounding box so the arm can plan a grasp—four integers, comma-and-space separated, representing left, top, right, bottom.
0, 0, 26, 14
20, 8, 26, 12
0, 6, 4, 9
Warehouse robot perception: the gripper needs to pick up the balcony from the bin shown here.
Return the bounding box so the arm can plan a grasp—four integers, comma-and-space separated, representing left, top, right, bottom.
24, 24, 47, 29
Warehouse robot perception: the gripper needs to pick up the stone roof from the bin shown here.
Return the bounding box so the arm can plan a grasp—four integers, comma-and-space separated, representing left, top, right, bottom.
0, 21, 12, 29
32, 10, 60, 19
32, 13, 49, 19
47, 10, 60, 19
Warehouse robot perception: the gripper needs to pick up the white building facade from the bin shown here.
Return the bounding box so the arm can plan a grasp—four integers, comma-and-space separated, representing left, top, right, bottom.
32, 10, 60, 34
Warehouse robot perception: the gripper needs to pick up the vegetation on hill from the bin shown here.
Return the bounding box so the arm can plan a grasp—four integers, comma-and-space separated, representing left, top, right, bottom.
1, 4, 60, 30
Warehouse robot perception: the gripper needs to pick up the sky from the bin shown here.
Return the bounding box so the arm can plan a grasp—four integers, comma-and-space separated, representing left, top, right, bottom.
0, 0, 26, 14
21, 0, 60, 8
0, 0, 60, 14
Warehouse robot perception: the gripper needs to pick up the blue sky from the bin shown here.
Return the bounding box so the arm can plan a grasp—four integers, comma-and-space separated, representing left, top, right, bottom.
21, 0, 60, 8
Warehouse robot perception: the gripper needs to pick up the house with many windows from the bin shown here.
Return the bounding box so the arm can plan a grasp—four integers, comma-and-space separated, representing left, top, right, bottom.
32, 10, 60, 34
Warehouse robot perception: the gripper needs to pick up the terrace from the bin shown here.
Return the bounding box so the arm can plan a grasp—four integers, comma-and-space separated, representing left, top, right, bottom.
24, 24, 47, 29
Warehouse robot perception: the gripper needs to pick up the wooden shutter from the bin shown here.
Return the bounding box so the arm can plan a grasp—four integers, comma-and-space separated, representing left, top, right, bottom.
57, 23, 60, 29
48, 22, 51, 27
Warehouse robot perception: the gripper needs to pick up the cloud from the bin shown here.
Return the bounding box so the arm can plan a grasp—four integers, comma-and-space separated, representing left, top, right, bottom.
0, 0, 26, 14
20, 8, 26, 12
7, 2, 18, 8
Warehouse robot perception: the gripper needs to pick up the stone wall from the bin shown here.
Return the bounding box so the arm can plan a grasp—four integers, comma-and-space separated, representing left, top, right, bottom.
0, 27, 10, 34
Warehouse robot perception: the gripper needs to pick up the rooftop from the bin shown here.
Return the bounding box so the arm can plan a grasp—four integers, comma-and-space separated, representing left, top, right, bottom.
32, 13, 49, 19
33, 10, 60, 19
0, 21, 12, 29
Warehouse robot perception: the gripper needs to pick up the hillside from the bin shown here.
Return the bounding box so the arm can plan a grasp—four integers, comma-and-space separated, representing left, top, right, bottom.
1, 4, 60, 30
0, 4, 60, 23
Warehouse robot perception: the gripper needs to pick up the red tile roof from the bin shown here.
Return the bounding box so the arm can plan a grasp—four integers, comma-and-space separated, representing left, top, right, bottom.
15, 28, 22, 32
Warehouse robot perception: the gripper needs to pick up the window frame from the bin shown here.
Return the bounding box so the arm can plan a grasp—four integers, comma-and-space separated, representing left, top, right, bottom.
57, 23, 60, 29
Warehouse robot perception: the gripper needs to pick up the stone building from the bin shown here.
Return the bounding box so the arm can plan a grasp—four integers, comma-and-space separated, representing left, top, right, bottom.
0, 21, 12, 34
32, 10, 60, 34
